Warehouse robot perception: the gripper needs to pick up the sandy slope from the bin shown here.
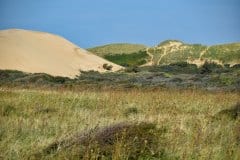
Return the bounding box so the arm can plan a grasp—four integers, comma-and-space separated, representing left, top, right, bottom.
0, 29, 123, 78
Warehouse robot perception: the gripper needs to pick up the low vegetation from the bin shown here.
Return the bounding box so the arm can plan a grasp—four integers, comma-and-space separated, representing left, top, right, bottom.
0, 88, 239, 159
203, 43, 240, 64
1, 61, 239, 91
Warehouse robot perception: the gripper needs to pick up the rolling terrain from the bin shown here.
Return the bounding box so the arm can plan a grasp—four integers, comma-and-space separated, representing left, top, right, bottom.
0, 29, 122, 78
89, 40, 240, 67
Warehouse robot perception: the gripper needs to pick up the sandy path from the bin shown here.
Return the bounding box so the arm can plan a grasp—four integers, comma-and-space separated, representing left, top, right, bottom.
141, 48, 154, 66
157, 47, 167, 65
199, 47, 209, 59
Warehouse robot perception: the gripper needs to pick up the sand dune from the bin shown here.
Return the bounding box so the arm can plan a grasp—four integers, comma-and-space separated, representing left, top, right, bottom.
0, 29, 123, 78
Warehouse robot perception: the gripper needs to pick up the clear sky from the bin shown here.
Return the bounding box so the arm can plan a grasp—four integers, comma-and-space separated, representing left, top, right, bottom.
0, 0, 240, 48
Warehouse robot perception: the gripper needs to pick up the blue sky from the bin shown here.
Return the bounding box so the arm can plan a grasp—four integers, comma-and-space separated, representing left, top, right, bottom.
0, 0, 240, 48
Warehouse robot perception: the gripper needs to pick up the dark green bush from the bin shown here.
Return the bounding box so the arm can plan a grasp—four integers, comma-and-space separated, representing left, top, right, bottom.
125, 66, 140, 73
200, 61, 223, 74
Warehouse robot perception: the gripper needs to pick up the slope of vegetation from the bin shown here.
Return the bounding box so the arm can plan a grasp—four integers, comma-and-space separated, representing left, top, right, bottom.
87, 43, 146, 57
203, 43, 240, 64
148, 41, 240, 66
103, 50, 149, 67
0, 89, 239, 159
93, 41, 240, 67
160, 44, 205, 64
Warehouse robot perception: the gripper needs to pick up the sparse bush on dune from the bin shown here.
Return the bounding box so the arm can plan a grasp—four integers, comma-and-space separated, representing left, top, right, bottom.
103, 63, 113, 71
0, 70, 70, 86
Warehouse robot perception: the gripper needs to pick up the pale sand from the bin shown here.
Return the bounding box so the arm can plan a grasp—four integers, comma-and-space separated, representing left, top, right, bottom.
0, 29, 123, 78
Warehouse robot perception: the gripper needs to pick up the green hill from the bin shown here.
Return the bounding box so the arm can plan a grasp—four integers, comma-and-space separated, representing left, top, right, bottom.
89, 41, 240, 67
88, 43, 148, 67
203, 43, 240, 64
87, 43, 147, 56
149, 40, 240, 66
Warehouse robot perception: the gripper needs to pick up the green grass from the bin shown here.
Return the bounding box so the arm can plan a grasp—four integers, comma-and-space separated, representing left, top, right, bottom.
149, 41, 240, 66
87, 43, 146, 57
103, 51, 149, 67
0, 88, 239, 159
203, 43, 240, 63
87, 41, 240, 67
161, 45, 204, 64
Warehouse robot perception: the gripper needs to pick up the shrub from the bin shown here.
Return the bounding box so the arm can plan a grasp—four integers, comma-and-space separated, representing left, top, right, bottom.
232, 64, 240, 69
200, 61, 223, 74
103, 63, 113, 71
125, 66, 140, 73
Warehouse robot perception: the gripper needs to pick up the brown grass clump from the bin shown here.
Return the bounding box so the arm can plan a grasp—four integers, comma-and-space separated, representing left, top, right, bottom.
39, 122, 166, 159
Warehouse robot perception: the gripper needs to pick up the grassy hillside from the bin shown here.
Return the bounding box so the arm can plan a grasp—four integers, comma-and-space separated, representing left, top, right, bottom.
104, 50, 149, 67
87, 43, 146, 56
147, 40, 240, 66
89, 41, 240, 67
0, 89, 239, 159
88, 43, 148, 67
203, 43, 240, 64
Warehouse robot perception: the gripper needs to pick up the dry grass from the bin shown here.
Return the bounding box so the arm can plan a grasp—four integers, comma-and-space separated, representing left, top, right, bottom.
0, 88, 239, 159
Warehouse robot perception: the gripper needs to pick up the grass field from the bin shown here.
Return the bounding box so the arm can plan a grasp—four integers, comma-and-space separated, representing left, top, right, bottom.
0, 88, 239, 159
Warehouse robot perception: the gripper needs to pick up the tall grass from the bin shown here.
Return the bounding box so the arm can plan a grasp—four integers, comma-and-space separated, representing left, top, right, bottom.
0, 88, 239, 159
